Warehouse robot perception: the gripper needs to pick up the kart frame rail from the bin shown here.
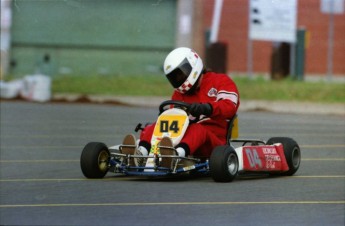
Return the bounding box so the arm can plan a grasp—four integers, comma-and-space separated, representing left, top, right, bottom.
109, 151, 207, 176
230, 139, 266, 146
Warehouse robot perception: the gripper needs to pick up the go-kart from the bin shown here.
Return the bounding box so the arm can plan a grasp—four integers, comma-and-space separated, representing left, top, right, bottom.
80, 100, 301, 182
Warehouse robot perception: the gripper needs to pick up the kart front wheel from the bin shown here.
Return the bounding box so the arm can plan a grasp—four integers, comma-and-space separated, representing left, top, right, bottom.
80, 142, 110, 178
210, 145, 239, 182
266, 137, 301, 176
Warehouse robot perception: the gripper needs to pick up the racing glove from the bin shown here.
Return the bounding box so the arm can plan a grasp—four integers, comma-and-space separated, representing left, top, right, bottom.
189, 103, 213, 118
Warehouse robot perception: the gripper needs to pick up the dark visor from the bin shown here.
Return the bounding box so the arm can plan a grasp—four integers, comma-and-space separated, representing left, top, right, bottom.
166, 58, 192, 88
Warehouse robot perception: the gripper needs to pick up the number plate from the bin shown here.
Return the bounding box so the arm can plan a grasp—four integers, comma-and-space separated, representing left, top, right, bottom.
150, 108, 189, 152
153, 114, 188, 138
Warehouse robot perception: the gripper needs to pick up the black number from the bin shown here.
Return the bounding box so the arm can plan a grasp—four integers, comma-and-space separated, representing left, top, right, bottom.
159, 120, 180, 133
170, 121, 179, 133
160, 120, 169, 132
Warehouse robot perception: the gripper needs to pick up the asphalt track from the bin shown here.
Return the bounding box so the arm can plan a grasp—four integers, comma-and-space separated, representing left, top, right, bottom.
1, 101, 344, 226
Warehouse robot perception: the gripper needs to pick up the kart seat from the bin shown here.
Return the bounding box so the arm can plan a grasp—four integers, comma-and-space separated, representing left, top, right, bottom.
226, 114, 238, 144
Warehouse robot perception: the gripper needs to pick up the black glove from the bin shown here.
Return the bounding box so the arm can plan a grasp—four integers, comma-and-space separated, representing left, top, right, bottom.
189, 103, 213, 117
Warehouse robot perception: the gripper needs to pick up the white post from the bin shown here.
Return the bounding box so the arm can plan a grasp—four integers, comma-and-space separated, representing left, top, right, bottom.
0, 0, 12, 78
210, 0, 223, 43
176, 0, 194, 48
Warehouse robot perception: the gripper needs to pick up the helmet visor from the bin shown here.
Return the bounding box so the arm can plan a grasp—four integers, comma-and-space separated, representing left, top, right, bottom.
166, 58, 192, 88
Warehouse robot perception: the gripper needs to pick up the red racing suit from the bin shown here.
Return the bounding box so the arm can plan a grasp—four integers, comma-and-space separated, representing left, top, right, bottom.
140, 71, 240, 157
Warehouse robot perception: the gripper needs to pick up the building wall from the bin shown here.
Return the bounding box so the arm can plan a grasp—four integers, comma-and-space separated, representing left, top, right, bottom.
202, 0, 345, 76
9, 0, 176, 77
7, 0, 344, 78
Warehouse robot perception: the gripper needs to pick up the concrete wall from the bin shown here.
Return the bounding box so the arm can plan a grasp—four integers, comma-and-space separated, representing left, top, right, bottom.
9, 0, 177, 77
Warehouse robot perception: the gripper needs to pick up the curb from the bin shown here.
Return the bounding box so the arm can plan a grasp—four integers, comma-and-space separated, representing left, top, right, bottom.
52, 94, 345, 116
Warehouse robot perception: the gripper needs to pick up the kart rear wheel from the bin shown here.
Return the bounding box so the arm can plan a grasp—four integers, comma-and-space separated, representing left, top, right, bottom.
266, 137, 301, 176
210, 145, 238, 182
80, 142, 110, 178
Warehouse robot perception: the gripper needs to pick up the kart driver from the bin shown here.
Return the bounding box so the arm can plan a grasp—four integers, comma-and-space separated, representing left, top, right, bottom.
122, 47, 240, 166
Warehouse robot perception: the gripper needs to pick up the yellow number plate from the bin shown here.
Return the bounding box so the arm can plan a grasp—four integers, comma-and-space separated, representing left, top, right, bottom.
153, 115, 188, 138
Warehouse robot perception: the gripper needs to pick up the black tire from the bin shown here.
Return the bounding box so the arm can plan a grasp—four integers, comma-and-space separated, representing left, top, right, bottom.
80, 142, 110, 178
210, 146, 239, 182
266, 137, 301, 176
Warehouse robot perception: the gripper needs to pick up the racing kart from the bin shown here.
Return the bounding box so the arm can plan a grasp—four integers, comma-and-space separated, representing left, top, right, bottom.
80, 100, 301, 182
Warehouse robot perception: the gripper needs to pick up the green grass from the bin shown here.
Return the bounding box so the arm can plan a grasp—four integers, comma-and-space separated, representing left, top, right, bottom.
233, 76, 345, 103
52, 75, 345, 103
52, 75, 173, 96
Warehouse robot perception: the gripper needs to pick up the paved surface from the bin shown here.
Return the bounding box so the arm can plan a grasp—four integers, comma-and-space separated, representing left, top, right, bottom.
0, 101, 344, 225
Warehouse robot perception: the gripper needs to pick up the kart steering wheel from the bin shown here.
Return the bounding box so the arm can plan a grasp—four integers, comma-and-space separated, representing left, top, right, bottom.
159, 100, 191, 115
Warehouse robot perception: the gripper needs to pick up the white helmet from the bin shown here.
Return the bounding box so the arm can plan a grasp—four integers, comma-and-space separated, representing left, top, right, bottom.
163, 47, 204, 94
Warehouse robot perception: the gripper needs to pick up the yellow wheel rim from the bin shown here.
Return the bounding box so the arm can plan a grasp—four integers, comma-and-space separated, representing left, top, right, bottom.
98, 150, 109, 172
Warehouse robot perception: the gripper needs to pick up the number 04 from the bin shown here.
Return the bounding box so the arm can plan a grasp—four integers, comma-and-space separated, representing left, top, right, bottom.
160, 120, 180, 133
245, 148, 262, 168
